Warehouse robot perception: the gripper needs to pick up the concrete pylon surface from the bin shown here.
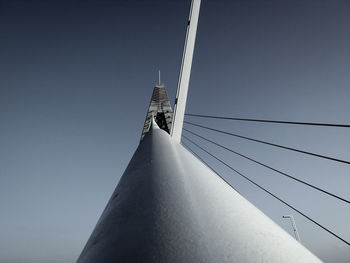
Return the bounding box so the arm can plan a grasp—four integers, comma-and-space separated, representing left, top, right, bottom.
77, 123, 322, 263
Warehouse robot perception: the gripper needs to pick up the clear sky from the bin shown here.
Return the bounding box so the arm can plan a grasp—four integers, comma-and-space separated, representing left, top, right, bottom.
0, 0, 349, 262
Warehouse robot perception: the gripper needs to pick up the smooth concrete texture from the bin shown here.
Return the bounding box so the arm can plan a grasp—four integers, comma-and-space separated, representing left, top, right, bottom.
77, 125, 322, 263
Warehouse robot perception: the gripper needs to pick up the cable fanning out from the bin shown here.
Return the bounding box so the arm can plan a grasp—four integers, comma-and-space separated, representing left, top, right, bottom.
183, 128, 350, 204
182, 135, 350, 246
184, 121, 350, 165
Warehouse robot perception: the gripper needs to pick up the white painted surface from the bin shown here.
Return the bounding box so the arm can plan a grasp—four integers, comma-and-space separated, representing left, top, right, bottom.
171, 0, 201, 142
77, 125, 323, 262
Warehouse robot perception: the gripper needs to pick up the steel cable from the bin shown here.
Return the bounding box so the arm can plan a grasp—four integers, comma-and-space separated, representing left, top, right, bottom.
185, 113, 350, 128
184, 121, 350, 165
183, 128, 350, 204
182, 135, 350, 246
181, 142, 241, 194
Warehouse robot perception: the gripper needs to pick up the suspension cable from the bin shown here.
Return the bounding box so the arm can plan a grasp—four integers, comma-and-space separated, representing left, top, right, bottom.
184, 121, 350, 165
183, 128, 350, 204
182, 135, 350, 246
185, 113, 350, 128
181, 142, 241, 194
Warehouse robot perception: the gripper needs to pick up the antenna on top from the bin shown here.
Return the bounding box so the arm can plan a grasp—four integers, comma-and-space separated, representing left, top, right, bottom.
158, 70, 161, 85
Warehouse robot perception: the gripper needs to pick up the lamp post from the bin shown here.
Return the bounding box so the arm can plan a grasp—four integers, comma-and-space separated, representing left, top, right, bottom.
283, 215, 301, 242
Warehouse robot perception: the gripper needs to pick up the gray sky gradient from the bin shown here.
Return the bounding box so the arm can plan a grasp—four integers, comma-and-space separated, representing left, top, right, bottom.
0, 0, 349, 262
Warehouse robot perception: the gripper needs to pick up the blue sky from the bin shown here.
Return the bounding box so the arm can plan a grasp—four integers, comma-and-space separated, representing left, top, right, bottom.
0, 0, 349, 262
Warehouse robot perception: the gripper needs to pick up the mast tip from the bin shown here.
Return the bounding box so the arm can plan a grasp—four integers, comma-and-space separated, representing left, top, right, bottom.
158, 70, 161, 86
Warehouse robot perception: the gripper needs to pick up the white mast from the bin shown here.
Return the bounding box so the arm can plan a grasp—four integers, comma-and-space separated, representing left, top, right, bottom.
76, 1, 323, 262
77, 123, 322, 263
171, 0, 201, 142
